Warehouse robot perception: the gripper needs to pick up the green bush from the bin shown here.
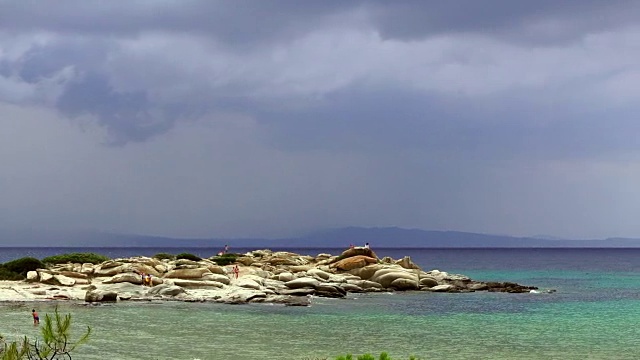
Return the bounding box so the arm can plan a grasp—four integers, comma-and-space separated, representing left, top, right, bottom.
152, 253, 175, 260
210, 253, 238, 266
175, 253, 201, 261
1, 257, 44, 275
42, 253, 109, 265
0, 267, 24, 281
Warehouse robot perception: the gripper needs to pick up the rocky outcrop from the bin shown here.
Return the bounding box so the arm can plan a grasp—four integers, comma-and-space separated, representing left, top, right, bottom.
0, 248, 539, 306
85, 286, 118, 302
332, 255, 378, 271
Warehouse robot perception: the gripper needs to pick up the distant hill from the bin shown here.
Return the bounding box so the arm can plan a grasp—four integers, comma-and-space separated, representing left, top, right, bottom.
1, 227, 640, 248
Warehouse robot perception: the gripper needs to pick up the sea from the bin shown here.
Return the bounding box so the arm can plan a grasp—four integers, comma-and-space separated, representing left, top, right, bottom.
1, 247, 640, 360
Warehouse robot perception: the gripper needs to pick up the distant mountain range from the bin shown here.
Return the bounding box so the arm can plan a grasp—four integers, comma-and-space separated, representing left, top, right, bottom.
2, 227, 640, 248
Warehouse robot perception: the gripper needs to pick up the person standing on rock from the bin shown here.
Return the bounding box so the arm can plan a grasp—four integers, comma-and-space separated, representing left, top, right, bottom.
233, 265, 239, 279
32, 309, 39, 325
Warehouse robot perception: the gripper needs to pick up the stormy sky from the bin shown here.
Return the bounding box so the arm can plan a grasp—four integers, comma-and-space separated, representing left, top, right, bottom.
1, 0, 640, 239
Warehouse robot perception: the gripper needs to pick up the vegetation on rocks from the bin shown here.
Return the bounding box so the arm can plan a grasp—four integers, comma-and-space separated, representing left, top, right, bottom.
210, 253, 238, 266
2, 257, 44, 275
152, 253, 176, 260
175, 253, 201, 261
42, 253, 109, 265
0, 267, 24, 281
0, 307, 90, 360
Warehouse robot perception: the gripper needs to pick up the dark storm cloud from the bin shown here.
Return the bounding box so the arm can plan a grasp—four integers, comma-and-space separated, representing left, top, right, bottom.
1, 1, 634, 44
368, 0, 639, 44
0, 0, 638, 147
56, 73, 173, 144
0, 0, 354, 47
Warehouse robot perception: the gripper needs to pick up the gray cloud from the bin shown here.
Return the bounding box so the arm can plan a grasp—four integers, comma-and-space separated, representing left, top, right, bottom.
369, 0, 640, 44
1, 1, 640, 239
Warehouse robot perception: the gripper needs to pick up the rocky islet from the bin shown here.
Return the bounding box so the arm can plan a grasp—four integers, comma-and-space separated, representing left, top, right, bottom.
0, 248, 539, 306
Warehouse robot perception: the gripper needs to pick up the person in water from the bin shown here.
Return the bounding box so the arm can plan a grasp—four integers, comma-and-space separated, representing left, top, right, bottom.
32, 309, 39, 325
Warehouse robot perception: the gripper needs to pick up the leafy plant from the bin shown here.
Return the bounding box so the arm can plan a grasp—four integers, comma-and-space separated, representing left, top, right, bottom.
210, 253, 238, 266
2, 257, 44, 275
42, 253, 109, 265
175, 253, 202, 261
0, 267, 24, 281
0, 307, 90, 360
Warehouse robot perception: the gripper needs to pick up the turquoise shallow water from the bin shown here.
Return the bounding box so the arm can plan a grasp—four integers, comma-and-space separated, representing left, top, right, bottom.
2, 248, 640, 359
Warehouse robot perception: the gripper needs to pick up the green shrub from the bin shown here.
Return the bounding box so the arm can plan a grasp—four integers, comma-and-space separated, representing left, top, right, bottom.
42, 253, 109, 265
152, 253, 175, 260
210, 253, 238, 266
0, 267, 24, 281
175, 253, 201, 261
2, 257, 44, 275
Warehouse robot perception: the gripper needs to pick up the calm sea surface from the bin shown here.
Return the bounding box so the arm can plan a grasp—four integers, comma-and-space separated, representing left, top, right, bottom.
2, 247, 640, 359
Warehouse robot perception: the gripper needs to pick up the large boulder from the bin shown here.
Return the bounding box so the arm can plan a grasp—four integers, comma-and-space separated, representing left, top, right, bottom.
288, 265, 313, 273
26, 271, 39, 282
332, 256, 378, 271
126, 264, 161, 277
38, 271, 55, 285
85, 287, 118, 302
419, 277, 439, 288
93, 265, 125, 277
164, 268, 212, 279
102, 273, 143, 285
285, 277, 320, 289
395, 256, 421, 270
340, 283, 364, 292
201, 273, 231, 285
235, 278, 262, 290
335, 247, 378, 261
370, 270, 417, 288
80, 263, 95, 274
53, 275, 76, 287
390, 278, 419, 290
59, 271, 88, 279
347, 279, 384, 289
348, 264, 386, 279
277, 272, 295, 282
206, 265, 227, 275
147, 284, 186, 296
307, 268, 331, 281
315, 284, 347, 298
